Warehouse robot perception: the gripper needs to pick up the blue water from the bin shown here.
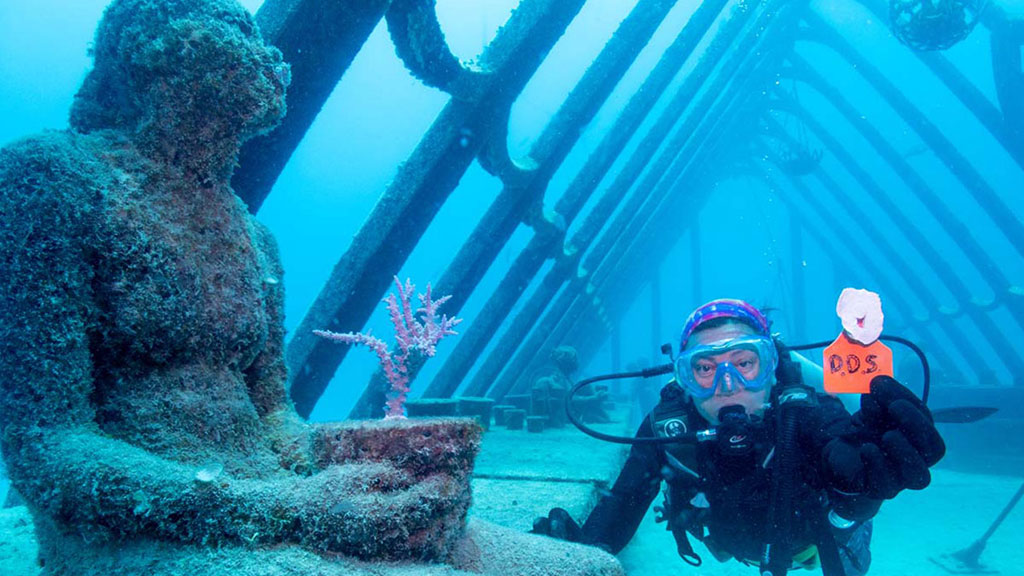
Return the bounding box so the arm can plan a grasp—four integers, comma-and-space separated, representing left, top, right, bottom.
1, 0, 1022, 573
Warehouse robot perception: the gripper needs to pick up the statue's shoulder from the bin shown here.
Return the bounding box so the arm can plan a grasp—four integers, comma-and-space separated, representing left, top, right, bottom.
0, 131, 108, 237
2, 130, 86, 171
246, 212, 283, 263
1, 130, 109, 196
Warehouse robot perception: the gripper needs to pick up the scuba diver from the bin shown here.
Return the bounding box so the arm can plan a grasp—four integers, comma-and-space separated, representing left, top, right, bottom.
532, 299, 945, 575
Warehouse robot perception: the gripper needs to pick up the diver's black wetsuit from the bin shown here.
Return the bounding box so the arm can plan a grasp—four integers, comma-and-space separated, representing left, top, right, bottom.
580, 381, 876, 575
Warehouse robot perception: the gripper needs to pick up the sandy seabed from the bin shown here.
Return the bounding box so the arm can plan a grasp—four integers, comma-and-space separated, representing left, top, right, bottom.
1, 468, 1021, 575
617, 468, 1023, 575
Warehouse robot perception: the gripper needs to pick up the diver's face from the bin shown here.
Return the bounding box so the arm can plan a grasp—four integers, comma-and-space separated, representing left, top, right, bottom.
687, 323, 771, 425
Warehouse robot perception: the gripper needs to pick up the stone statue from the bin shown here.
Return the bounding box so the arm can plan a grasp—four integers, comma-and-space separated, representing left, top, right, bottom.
0, 2, 621, 575
533, 346, 610, 426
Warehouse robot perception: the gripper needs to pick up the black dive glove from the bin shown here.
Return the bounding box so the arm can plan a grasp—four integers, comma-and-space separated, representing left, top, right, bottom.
530, 507, 582, 542
822, 375, 945, 501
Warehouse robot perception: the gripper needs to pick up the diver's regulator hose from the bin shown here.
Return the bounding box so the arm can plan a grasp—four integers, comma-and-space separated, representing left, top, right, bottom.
564, 334, 931, 446
762, 356, 810, 576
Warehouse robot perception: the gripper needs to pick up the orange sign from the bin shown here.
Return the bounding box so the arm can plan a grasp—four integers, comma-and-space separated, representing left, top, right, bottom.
823, 332, 893, 394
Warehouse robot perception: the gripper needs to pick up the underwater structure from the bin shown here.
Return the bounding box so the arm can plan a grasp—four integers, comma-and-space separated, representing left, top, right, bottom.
224, 0, 1023, 418
0, 0, 624, 574
1, 0, 1022, 573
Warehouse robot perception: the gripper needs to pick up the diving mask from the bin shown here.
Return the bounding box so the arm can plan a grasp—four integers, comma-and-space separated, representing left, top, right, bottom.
674, 335, 779, 399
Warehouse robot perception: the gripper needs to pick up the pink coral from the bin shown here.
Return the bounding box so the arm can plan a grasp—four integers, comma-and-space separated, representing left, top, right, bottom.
315, 277, 461, 418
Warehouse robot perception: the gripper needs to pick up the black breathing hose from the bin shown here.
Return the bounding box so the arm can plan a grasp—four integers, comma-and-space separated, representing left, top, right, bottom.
566, 334, 931, 446
761, 360, 808, 576
762, 402, 799, 576
786, 335, 931, 404
564, 364, 698, 446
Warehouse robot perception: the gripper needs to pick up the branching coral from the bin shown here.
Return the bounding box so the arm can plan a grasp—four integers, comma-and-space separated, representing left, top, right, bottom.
315, 277, 461, 418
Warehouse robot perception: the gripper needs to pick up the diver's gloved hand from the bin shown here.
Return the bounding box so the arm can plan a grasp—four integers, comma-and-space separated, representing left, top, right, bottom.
530, 507, 582, 542
822, 375, 945, 500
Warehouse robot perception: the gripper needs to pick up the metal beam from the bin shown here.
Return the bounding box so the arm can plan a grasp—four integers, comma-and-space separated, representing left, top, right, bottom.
780, 58, 1024, 381
384, 0, 468, 91
421, 0, 730, 398
282, 0, 588, 418
801, 14, 1024, 263
761, 118, 996, 382
991, 19, 1024, 141
855, 0, 1024, 169
561, 173, 715, 374
756, 166, 972, 385
529, 7, 808, 392
348, 0, 683, 415
467, 0, 779, 399
558, 93, 769, 382
784, 58, 1019, 302
498, 3, 802, 397
234, 0, 393, 211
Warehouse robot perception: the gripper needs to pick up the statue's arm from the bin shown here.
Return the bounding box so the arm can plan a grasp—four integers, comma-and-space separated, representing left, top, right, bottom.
244, 221, 317, 473
0, 140, 298, 544
0, 138, 102, 435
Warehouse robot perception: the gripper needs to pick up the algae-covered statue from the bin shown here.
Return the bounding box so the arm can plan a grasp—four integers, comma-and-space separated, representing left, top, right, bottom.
0, 1, 621, 575
535, 346, 610, 425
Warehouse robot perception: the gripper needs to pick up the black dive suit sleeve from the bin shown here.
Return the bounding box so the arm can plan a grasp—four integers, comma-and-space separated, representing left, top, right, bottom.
802, 394, 856, 454
580, 415, 664, 553
802, 394, 883, 521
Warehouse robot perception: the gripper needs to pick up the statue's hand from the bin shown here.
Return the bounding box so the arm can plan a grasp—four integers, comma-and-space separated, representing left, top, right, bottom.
310, 419, 482, 479
286, 463, 463, 560
263, 409, 315, 475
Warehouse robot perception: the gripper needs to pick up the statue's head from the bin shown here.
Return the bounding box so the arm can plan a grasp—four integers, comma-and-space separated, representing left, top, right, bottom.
551, 346, 579, 375
71, 0, 289, 159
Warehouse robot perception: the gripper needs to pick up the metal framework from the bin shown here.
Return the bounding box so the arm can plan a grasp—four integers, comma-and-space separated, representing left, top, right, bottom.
229, 0, 1024, 419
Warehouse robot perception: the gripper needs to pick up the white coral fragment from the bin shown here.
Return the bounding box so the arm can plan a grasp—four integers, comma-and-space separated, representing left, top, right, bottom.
836, 288, 884, 345
194, 463, 224, 484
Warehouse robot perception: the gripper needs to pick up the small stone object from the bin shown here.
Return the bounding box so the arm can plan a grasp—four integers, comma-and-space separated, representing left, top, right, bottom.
491, 404, 515, 426
547, 386, 567, 428
504, 394, 532, 411
504, 409, 526, 430
131, 490, 152, 516
551, 346, 579, 375
457, 396, 494, 430
530, 387, 549, 416
526, 416, 546, 433
404, 398, 459, 418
